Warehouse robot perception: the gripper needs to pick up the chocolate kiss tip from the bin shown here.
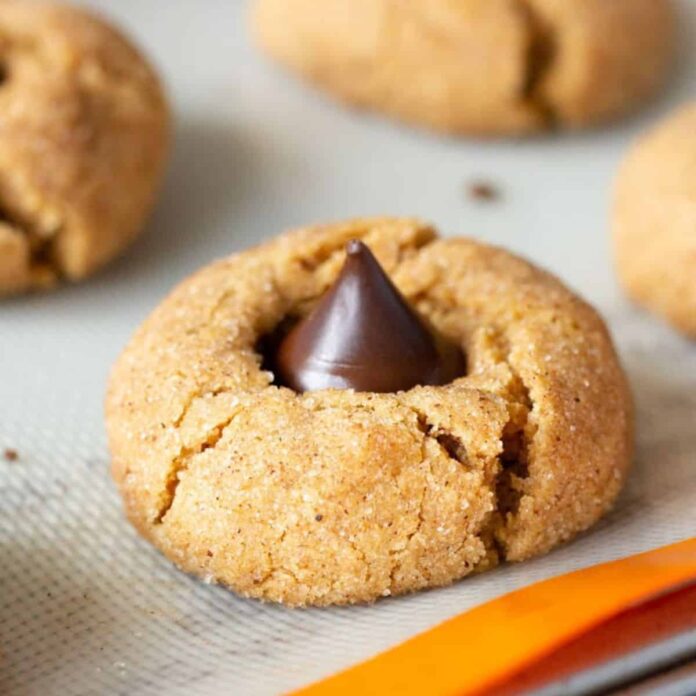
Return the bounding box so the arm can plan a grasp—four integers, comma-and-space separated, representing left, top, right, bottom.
272, 240, 466, 393
346, 238, 366, 256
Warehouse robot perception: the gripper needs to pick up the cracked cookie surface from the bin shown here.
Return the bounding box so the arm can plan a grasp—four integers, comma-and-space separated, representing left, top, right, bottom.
0, 0, 169, 296
614, 103, 696, 337
251, 0, 674, 136
107, 218, 633, 606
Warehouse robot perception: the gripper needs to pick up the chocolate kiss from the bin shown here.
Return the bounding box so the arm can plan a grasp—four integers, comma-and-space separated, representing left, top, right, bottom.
273, 240, 466, 393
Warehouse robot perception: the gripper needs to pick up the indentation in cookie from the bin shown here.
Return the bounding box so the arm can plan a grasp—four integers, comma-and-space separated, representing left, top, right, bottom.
261, 238, 465, 394
272, 241, 466, 393
256, 314, 297, 372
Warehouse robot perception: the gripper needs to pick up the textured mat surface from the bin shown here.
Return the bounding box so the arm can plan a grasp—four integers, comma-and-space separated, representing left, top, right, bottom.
2, 1, 696, 694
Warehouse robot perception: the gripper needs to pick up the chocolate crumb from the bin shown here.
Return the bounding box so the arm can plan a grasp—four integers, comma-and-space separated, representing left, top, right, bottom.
206, 550, 214, 557
468, 181, 500, 202
315, 514, 323, 522
3, 448, 18, 462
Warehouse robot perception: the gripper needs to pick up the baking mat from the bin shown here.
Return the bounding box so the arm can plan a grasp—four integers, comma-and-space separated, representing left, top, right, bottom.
2, 1, 696, 694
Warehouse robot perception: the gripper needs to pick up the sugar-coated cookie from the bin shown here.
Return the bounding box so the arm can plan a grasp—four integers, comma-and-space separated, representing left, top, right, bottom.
251, 0, 674, 136
614, 103, 696, 337
107, 219, 632, 606
0, 0, 169, 296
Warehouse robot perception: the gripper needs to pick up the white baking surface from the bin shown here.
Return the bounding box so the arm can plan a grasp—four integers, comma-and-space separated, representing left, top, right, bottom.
2, 1, 696, 694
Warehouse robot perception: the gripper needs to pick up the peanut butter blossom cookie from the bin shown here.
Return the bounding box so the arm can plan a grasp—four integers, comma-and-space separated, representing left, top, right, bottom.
614, 103, 696, 337
0, 0, 170, 296
107, 219, 633, 606
251, 0, 674, 136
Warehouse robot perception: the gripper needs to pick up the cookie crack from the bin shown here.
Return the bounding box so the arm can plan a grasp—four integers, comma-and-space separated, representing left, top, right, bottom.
412, 409, 469, 467
390, 271, 541, 566
171, 390, 200, 430
0, 196, 64, 288
489, 356, 537, 560
154, 408, 242, 524
171, 385, 235, 429
514, 0, 558, 126
497, 384, 533, 517
409, 320, 537, 565
385, 407, 453, 592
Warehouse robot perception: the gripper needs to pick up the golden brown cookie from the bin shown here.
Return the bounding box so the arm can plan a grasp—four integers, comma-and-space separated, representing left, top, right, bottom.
614, 103, 696, 337
0, 0, 170, 296
251, 0, 674, 136
107, 218, 633, 606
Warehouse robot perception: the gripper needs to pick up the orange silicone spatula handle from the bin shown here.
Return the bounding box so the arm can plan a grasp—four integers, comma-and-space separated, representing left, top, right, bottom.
294, 537, 696, 696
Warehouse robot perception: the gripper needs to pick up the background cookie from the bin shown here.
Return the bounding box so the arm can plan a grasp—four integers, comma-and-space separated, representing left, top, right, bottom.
614, 103, 696, 337
251, 0, 675, 137
0, 0, 169, 296
107, 219, 633, 606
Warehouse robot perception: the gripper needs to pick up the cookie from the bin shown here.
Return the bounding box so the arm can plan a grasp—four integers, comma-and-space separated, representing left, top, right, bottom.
107, 218, 633, 606
251, 0, 674, 136
614, 103, 696, 337
0, 0, 170, 296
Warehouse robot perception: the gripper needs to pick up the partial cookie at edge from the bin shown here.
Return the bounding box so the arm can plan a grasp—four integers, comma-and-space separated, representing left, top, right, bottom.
0, 0, 170, 296
614, 103, 696, 337
251, 0, 674, 136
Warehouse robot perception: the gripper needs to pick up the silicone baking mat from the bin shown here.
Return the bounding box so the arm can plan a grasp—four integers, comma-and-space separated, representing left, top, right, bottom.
2, 1, 696, 694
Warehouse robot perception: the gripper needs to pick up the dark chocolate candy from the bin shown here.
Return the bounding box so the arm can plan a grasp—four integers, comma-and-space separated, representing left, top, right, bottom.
274, 240, 465, 393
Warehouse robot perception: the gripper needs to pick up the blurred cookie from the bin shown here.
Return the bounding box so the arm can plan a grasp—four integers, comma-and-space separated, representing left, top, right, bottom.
0, 0, 170, 296
614, 103, 696, 337
251, 0, 674, 136
107, 218, 632, 606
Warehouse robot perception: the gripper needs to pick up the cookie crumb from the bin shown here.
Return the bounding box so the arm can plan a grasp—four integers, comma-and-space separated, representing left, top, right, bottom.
468, 181, 500, 203
315, 514, 323, 522
3, 448, 18, 462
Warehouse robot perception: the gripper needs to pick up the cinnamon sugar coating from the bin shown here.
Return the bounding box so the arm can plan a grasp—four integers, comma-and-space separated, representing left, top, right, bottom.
0, 0, 170, 296
107, 219, 633, 606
